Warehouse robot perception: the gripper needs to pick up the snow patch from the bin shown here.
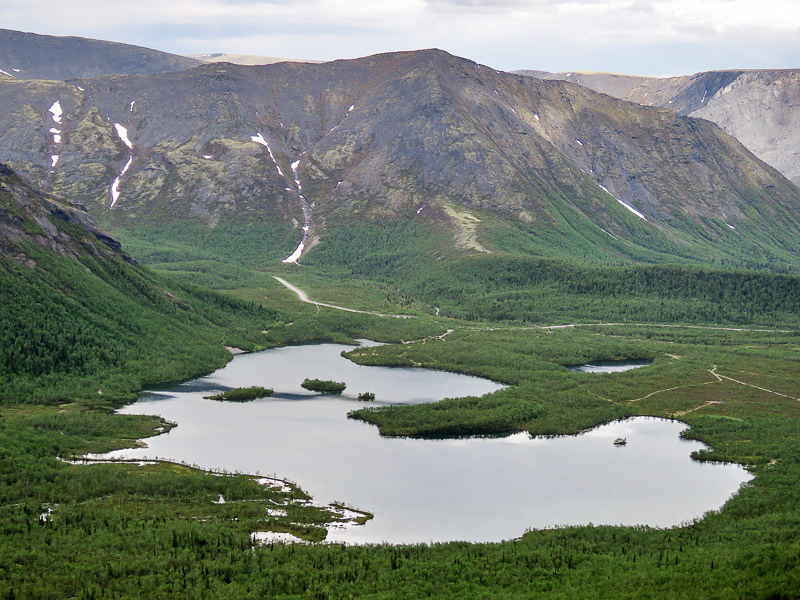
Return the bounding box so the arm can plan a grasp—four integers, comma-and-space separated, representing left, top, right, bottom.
109, 156, 133, 208
534, 114, 540, 121
266, 508, 288, 517
12, 68, 21, 73
348, 104, 355, 112
0, 69, 14, 77
282, 153, 312, 263
290, 158, 303, 192
250, 132, 269, 147
213, 494, 226, 505
119, 156, 133, 178
114, 123, 133, 149
202, 154, 213, 159
575, 139, 583, 146
282, 242, 305, 264
599, 184, 648, 222
50, 155, 59, 168
616, 198, 648, 221
252, 133, 286, 176
49, 101, 63, 124
727, 223, 736, 230
129, 100, 135, 111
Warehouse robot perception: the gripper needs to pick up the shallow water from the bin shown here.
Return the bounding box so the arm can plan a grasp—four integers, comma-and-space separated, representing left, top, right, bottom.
568, 360, 652, 373
101, 342, 751, 544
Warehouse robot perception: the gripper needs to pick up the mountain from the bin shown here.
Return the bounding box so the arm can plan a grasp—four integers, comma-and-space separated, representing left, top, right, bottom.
521, 69, 800, 185
0, 163, 275, 403
0, 48, 798, 271
0, 161, 126, 265
0, 28, 201, 81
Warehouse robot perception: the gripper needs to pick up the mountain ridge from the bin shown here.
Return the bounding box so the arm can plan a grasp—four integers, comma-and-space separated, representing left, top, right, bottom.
0, 38, 798, 270
521, 68, 800, 185
0, 28, 201, 81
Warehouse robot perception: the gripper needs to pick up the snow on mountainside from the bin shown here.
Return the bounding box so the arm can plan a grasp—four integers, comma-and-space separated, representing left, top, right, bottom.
0, 31, 798, 269
521, 69, 800, 185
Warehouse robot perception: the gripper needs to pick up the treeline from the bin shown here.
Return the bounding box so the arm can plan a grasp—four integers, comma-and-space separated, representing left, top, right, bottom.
0, 244, 281, 404
303, 220, 800, 326
418, 257, 800, 325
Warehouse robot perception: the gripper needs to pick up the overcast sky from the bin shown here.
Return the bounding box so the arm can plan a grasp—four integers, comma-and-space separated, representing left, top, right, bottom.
2, 0, 799, 76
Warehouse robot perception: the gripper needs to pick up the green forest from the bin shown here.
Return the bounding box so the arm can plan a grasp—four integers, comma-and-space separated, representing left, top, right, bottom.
2, 212, 800, 598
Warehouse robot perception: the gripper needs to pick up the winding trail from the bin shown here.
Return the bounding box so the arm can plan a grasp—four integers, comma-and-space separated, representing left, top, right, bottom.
272, 276, 415, 319
625, 364, 799, 417
709, 365, 800, 401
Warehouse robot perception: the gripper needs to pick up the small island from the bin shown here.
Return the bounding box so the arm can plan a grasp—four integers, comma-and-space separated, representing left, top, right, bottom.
358, 392, 376, 401
301, 378, 347, 394
204, 386, 274, 402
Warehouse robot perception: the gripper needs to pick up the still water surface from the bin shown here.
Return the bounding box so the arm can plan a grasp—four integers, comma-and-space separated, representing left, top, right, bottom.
568, 360, 652, 373
103, 342, 752, 544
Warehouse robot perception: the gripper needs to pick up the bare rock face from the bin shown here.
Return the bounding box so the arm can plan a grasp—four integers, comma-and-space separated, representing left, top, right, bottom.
524, 69, 800, 185
0, 162, 132, 265
690, 71, 800, 186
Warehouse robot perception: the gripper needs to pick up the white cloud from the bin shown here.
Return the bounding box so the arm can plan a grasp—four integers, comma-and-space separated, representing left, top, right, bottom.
0, 0, 798, 75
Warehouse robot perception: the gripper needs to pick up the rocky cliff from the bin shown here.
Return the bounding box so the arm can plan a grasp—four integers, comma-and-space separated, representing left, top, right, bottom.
523, 69, 800, 185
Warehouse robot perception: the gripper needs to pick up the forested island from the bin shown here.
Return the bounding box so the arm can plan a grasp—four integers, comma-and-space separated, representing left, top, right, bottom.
204, 386, 274, 401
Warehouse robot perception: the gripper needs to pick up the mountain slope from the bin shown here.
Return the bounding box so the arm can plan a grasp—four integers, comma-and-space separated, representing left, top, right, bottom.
0, 163, 276, 403
0, 28, 201, 80
523, 69, 800, 185
0, 49, 798, 271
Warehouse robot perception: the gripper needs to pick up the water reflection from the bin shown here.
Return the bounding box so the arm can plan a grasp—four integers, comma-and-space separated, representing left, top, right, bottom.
101, 343, 751, 544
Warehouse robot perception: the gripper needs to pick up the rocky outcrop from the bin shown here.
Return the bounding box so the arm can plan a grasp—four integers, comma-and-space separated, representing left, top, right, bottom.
524, 69, 800, 185
0, 162, 133, 265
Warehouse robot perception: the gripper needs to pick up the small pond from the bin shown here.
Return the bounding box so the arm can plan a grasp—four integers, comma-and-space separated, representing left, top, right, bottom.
568, 360, 652, 373
100, 342, 751, 544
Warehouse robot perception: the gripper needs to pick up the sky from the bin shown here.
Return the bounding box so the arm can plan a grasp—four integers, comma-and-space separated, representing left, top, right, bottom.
2, 0, 799, 76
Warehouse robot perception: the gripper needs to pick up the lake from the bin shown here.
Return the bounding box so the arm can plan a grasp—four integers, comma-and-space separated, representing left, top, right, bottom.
100, 341, 752, 544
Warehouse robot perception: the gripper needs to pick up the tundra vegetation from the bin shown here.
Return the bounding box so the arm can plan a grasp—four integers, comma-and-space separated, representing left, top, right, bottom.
2, 227, 800, 599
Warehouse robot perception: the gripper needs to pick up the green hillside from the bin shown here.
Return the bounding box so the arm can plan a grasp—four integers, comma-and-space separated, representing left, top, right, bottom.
0, 164, 278, 404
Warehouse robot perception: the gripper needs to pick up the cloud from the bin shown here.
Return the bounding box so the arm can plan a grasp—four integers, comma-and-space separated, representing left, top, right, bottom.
0, 0, 798, 75
625, 1, 654, 12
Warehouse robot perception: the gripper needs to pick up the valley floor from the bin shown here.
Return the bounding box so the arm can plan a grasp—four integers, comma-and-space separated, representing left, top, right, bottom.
2, 269, 800, 599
